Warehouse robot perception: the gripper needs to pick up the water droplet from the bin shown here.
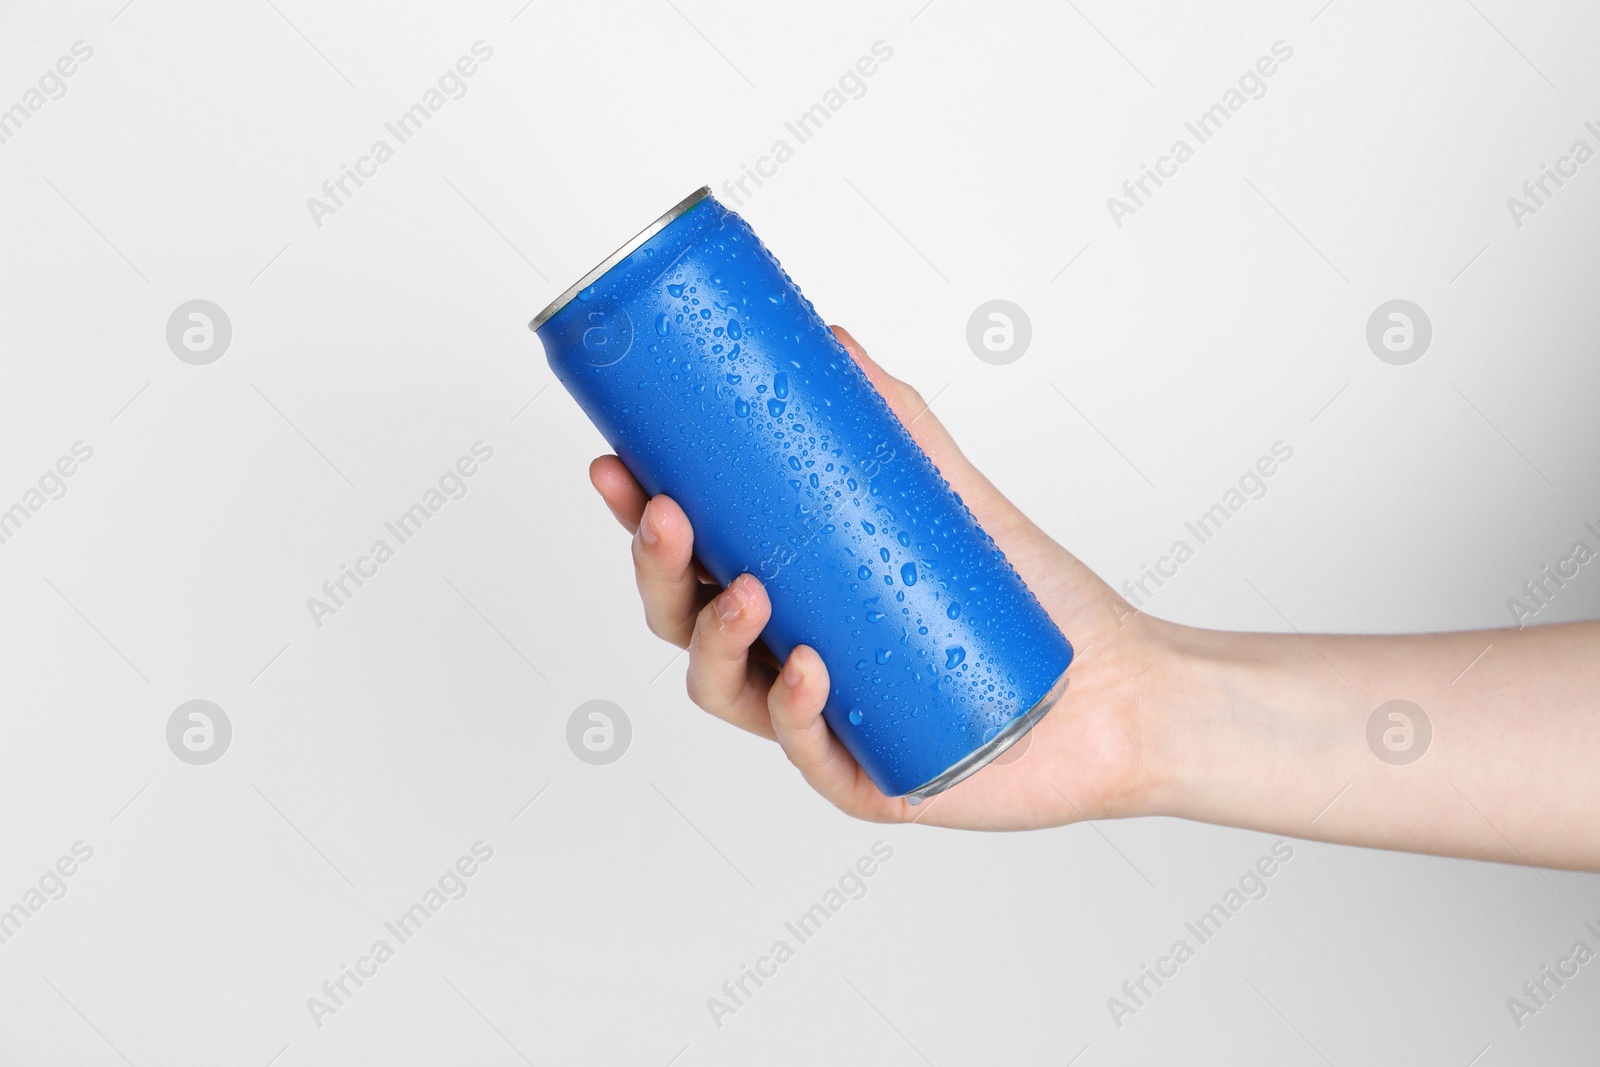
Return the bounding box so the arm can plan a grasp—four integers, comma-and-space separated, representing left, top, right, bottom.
655, 313, 670, 336
861, 520, 875, 534
727, 319, 743, 340
773, 372, 787, 398
866, 610, 885, 623
848, 708, 863, 726
901, 562, 918, 586
734, 398, 751, 418
945, 646, 966, 670
857, 565, 872, 580
876, 648, 892, 664
947, 601, 961, 620
768, 399, 787, 417
666, 283, 686, 298
898, 531, 911, 547
855, 660, 868, 671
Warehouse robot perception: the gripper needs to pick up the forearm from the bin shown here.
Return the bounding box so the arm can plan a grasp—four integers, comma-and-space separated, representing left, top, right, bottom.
1143, 619, 1600, 871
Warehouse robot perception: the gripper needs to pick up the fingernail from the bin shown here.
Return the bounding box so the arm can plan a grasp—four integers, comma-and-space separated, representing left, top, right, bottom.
717, 580, 745, 623
782, 656, 803, 688
638, 504, 659, 546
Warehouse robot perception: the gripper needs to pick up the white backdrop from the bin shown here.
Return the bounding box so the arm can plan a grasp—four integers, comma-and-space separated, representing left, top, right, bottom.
2, 0, 1600, 1063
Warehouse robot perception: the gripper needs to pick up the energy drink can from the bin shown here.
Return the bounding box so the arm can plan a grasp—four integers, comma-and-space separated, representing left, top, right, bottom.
531, 187, 1072, 800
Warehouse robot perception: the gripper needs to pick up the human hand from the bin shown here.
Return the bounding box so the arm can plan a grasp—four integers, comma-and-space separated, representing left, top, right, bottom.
589, 326, 1170, 829
592, 327, 1600, 863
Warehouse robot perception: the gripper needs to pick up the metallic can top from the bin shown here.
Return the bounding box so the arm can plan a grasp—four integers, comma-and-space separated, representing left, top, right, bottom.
528, 185, 712, 332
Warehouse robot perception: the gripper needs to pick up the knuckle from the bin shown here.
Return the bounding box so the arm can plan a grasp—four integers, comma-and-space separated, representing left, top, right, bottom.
684, 664, 727, 714
773, 718, 815, 767
630, 534, 652, 574
642, 604, 688, 648
684, 668, 706, 708
687, 608, 709, 652
643, 612, 671, 643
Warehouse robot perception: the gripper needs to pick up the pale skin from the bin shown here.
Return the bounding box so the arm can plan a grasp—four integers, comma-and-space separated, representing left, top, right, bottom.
589, 326, 1600, 873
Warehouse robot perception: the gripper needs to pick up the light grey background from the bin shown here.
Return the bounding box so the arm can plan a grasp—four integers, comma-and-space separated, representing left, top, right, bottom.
3, 0, 1599, 1063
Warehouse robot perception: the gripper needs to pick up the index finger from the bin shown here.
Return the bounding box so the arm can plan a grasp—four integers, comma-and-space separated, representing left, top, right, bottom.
591, 454, 719, 586
589, 454, 649, 534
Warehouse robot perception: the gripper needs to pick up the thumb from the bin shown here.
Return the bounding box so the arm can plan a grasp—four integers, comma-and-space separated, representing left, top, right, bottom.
830, 324, 1044, 549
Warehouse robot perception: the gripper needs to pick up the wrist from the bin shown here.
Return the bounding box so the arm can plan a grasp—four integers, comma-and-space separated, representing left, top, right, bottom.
1129, 619, 1345, 827
1125, 618, 1212, 820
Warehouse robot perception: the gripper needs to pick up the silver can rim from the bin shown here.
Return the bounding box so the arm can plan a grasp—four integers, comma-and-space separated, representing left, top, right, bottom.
901, 666, 1070, 803
527, 185, 712, 332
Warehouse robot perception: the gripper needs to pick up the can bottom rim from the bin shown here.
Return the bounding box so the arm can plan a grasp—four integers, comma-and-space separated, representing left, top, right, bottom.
900, 666, 1070, 804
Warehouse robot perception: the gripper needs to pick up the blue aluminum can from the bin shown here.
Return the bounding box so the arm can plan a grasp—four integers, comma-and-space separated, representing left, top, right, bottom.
531, 187, 1072, 799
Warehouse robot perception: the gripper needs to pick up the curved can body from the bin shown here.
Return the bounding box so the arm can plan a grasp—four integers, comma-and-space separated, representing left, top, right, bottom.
532, 188, 1072, 799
